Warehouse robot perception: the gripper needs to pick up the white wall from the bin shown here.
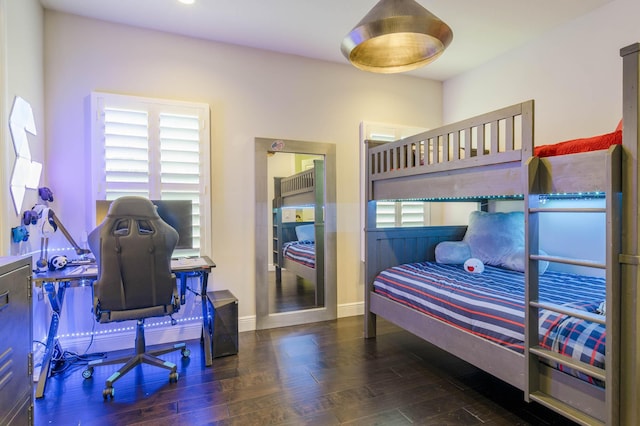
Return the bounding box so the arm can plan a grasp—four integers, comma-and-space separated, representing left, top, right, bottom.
443, 0, 640, 144
42, 11, 443, 325
1, 0, 49, 363
1, 0, 44, 256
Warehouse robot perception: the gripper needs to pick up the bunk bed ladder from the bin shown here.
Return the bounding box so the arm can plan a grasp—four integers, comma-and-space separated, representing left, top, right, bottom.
524, 147, 621, 425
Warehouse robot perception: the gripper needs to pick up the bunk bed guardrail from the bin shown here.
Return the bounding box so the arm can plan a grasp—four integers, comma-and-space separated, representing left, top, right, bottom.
367, 100, 534, 201
281, 166, 317, 198
368, 101, 534, 179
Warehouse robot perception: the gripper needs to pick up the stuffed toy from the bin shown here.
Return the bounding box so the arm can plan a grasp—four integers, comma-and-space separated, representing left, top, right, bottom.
435, 210, 549, 274
464, 258, 485, 273
11, 225, 29, 243
48, 255, 68, 271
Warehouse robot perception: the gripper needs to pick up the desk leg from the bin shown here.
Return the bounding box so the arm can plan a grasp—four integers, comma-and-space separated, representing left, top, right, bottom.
200, 271, 213, 366
176, 272, 188, 305
35, 282, 66, 399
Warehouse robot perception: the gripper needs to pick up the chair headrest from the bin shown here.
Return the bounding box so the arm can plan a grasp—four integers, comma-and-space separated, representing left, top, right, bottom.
107, 196, 159, 219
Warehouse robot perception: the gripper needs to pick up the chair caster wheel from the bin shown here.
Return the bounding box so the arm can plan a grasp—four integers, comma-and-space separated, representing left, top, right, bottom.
103, 387, 114, 400
181, 347, 191, 358
82, 367, 94, 379
169, 372, 179, 383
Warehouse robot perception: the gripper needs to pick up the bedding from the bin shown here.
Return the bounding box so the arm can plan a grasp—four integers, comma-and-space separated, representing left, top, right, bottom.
534, 128, 621, 158
282, 240, 315, 268
373, 261, 606, 383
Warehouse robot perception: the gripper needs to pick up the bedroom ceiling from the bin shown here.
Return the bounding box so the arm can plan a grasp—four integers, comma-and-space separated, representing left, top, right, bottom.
39, 0, 612, 81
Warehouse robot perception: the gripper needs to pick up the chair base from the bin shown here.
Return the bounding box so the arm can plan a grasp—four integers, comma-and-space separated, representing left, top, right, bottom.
83, 319, 190, 399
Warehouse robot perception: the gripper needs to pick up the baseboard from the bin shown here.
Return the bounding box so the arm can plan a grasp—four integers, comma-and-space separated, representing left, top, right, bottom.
239, 315, 256, 333
338, 301, 364, 318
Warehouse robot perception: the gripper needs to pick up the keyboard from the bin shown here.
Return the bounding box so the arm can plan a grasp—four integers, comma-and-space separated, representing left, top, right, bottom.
171, 257, 210, 270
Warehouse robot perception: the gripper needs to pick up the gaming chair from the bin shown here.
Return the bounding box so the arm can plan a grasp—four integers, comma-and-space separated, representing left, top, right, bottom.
84, 196, 189, 399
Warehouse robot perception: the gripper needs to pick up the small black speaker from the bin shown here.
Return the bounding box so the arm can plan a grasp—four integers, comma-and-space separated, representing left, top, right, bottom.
206, 290, 238, 358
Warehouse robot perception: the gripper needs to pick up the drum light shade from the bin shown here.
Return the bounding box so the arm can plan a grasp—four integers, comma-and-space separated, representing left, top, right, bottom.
341, 0, 453, 74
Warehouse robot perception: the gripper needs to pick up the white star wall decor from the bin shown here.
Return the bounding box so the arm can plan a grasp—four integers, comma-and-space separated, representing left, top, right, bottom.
9, 96, 42, 214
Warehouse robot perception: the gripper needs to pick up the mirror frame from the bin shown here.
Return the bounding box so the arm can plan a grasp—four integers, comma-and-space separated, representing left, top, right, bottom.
255, 137, 337, 329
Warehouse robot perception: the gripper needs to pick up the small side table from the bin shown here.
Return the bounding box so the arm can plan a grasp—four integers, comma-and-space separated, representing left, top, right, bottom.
205, 290, 238, 360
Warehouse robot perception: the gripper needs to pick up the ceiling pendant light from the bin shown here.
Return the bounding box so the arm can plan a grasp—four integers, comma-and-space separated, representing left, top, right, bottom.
341, 0, 453, 74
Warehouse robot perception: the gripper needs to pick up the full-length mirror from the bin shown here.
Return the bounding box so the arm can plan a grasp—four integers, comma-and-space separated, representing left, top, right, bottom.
270, 153, 325, 312
255, 138, 336, 329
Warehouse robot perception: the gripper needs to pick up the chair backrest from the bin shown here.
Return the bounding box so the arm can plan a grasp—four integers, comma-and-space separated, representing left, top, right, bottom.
88, 196, 179, 323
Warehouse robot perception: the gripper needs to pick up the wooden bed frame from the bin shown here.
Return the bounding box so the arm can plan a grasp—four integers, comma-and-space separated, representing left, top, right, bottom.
364, 43, 640, 425
273, 159, 325, 304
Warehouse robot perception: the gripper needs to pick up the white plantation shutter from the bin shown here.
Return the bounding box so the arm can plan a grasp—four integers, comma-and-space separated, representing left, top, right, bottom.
400, 201, 429, 227
91, 92, 211, 256
158, 112, 203, 251
103, 107, 150, 196
375, 201, 397, 227
376, 201, 429, 227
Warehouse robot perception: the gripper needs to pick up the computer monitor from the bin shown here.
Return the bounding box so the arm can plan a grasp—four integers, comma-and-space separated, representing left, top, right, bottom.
95, 199, 194, 250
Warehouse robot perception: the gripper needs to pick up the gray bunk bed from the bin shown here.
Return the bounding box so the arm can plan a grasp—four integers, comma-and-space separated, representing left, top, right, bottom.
273, 159, 325, 304
364, 43, 640, 426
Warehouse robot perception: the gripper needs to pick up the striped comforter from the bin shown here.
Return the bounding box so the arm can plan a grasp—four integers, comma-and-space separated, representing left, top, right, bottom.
282, 241, 315, 268
373, 261, 607, 384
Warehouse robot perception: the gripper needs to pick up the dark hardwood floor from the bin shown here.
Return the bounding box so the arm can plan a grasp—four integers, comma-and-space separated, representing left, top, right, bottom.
269, 268, 317, 313
34, 316, 577, 426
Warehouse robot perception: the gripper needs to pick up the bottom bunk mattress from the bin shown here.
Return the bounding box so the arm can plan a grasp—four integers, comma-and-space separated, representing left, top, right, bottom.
373, 261, 606, 383
282, 241, 315, 268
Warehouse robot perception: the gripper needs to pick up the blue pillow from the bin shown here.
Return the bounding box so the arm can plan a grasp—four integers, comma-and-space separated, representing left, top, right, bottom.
295, 224, 315, 242
435, 210, 549, 274
463, 211, 525, 268
502, 247, 550, 274
435, 241, 471, 264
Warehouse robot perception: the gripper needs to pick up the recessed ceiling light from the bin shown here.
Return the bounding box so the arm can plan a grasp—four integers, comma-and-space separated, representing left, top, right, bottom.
178, 0, 195, 5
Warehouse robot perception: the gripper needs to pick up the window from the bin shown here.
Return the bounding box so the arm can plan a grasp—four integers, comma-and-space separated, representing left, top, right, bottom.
375, 201, 431, 227
90, 92, 210, 256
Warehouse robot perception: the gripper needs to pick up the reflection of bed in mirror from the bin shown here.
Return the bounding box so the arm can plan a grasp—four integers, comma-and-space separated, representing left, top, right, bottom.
272, 159, 324, 305
278, 223, 315, 281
